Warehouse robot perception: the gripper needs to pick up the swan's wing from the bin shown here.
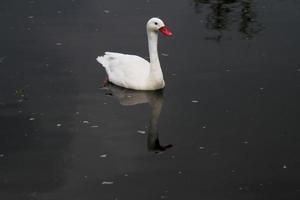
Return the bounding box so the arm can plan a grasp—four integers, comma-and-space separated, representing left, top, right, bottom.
97, 52, 150, 89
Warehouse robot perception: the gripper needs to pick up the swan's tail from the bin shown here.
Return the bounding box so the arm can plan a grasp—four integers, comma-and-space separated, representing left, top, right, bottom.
96, 56, 108, 68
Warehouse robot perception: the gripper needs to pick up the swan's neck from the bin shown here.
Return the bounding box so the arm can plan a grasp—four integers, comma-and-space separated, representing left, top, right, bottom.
147, 31, 159, 65
147, 31, 163, 80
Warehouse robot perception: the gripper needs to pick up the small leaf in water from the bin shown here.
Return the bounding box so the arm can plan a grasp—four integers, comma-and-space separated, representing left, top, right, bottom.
283, 164, 287, 169
102, 181, 114, 185
137, 130, 146, 134
15, 89, 25, 97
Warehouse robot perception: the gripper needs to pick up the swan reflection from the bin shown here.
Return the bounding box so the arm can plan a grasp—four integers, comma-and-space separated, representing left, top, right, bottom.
103, 84, 172, 153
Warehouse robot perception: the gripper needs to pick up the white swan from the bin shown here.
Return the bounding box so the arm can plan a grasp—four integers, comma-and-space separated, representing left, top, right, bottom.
96, 17, 172, 90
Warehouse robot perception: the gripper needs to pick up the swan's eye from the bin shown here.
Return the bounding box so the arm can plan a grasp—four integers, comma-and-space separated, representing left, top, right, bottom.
154, 22, 158, 25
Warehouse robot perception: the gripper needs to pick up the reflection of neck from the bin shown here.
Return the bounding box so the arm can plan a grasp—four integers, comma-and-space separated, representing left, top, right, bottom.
147, 94, 163, 150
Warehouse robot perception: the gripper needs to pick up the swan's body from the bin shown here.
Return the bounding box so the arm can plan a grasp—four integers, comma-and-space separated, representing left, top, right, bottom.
96, 18, 172, 90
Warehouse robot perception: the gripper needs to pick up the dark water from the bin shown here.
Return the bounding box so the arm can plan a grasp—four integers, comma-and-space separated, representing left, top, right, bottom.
1, 0, 300, 199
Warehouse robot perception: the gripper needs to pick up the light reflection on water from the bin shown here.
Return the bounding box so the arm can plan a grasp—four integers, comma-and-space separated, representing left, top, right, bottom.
103, 84, 173, 153
192, 0, 262, 39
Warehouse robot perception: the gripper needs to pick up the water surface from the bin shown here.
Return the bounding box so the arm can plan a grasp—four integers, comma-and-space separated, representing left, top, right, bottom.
0, 0, 300, 199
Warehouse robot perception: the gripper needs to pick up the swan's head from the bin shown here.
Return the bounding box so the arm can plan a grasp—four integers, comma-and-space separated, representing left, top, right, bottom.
146, 17, 172, 36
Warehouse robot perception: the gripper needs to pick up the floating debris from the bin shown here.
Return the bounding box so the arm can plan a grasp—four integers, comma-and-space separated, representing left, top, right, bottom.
124, 174, 129, 177
283, 164, 287, 169
56, 123, 62, 127
57, 10, 62, 14
171, 73, 176, 76
202, 125, 206, 129
15, 88, 25, 98
55, 42, 62, 46
29, 117, 35, 121
191, 100, 199, 103
161, 53, 168, 57
102, 181, 114, 185
242, 141, 249, 144
103, 10, 110, 14
137, 130, 146, 134
259, 87, 264, 91
0, 154, 4, 158
171, 155, 175, 159
82, 121, 89, 124
90, 125, 99, 128
178, 171, 183, 175
296, 69, 300, 72
199, 146, 205, 150
27, 16, 34, 19
99, 154, 107, 158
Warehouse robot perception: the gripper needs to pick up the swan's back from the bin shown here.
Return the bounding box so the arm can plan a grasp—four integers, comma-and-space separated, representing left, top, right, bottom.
97, 52, 150, 90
